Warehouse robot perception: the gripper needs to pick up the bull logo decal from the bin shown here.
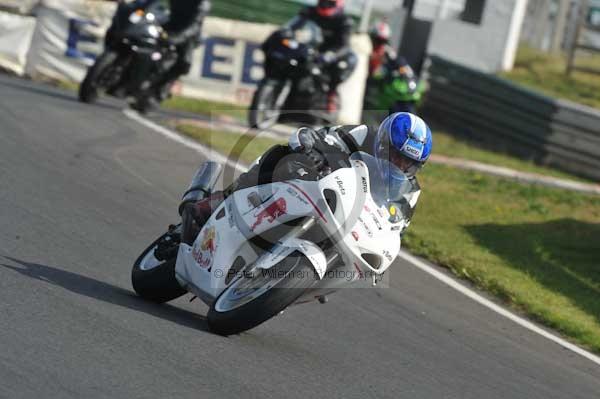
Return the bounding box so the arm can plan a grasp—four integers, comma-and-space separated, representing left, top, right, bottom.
250, 198, 287, 231
192, 226, 217, 269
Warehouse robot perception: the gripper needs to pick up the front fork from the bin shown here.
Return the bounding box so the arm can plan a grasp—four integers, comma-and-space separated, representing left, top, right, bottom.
179, 162, 224, 245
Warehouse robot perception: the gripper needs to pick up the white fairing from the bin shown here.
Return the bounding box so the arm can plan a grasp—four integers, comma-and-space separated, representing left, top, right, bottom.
175, 155, 407, 305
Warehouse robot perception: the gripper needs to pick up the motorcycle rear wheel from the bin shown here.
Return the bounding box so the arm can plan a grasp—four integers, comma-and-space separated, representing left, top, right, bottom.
207, 252, 318, 335
132, 227, 187, 303
79, 51, 118, 104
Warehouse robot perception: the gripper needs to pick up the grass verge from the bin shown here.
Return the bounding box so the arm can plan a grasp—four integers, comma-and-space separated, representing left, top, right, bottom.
432, 128, 593, 183
501, 45, 600, 109
163, 96, 248, 121
177, 122, 600, 353
176, 124, 285, 164
407, 163, 600, 353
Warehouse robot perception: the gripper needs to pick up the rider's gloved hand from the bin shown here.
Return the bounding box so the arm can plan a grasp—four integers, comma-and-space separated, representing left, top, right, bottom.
289, 127, 317, 152
319, 51, 337, 65
289, 127, 327, 173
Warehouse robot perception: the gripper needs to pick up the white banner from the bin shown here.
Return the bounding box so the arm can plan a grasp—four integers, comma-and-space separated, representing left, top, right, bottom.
0, 0, 39, 14
25, 0, 370, 123
0, 11, 36, 76
25, 0, 115, 82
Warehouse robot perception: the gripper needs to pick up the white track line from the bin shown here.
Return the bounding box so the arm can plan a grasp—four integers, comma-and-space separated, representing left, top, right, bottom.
398, 251, 600, 367
124, 109, 600, 367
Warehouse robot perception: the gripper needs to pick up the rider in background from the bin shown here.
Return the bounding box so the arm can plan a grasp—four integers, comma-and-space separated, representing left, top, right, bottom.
181, 113, 433, 244
299, 0, 358, 112
153, 0, 211, 101
368, 19, 396, 78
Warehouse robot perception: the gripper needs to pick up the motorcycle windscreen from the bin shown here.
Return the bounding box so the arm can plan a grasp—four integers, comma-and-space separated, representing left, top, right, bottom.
350, 152, 415, 208
145, 0, 170, 25
282, 16, 324, 47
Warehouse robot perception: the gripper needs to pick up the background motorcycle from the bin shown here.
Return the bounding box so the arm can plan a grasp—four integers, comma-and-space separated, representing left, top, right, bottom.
131, 152, 415, 335
78, 0, 177, 113
364, 60, 425, 120
249, 17, 341, 130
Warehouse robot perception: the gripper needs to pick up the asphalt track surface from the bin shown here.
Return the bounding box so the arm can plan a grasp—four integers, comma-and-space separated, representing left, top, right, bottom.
0, 74, 598, 399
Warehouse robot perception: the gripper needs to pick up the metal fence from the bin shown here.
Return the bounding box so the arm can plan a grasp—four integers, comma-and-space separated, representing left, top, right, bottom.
422, 55, 600, 181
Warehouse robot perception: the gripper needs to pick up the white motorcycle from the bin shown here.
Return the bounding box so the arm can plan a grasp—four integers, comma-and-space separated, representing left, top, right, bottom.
132, 152, 416, 335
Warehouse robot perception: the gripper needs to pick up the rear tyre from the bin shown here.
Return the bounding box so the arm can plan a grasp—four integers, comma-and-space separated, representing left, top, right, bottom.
132, 228, 187, 303
79, 51, 118, 104
207, 252, 318, 335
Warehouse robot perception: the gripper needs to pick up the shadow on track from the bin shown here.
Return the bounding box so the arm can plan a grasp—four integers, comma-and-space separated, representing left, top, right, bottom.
1, 256, 211, 332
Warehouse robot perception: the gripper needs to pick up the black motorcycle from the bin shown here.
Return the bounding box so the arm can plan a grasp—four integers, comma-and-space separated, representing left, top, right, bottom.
78, 0, 176, 112
249, 17, 339, 130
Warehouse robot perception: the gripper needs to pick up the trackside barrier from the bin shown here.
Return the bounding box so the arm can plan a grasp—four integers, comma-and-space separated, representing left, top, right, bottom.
22, 0, 370, 124
422, 55, 600, 181
0, 0, 39, 14
0, 11, 36, 76
25, 0, 115, 82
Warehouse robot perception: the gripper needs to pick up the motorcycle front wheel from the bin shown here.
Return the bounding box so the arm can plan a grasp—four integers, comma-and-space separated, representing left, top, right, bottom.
248, 79, 290, 130
132, 226, 187, 303
207, 252, 318, 335
79, 51, 118, 104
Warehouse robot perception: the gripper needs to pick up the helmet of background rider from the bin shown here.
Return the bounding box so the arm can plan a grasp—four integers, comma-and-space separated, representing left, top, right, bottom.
373, 113, 432, 180
369, 20, 391, 46
317, 0, 345, 17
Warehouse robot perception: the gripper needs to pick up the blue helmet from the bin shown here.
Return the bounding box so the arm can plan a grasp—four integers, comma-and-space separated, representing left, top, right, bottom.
373, 112, 432, 179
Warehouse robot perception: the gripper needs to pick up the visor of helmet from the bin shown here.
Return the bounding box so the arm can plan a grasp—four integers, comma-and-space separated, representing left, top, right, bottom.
319, 0, 339, 9
389, 146, 423, 178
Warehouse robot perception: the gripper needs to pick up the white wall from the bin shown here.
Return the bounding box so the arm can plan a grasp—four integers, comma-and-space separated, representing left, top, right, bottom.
0, 0, 39, 14
427, 0, 528, 72
0, 11, 36, 75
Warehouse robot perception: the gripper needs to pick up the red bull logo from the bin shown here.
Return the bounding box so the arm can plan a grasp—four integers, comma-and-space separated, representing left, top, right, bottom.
192, 226, 217, 269
250, 198, 287, 231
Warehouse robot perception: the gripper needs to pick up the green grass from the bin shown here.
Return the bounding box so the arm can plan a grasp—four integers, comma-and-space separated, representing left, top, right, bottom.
162, 96, 248, 121
211, 0, 361, 26
177, 123, 285, 164
178, 122, 600, 353
432, 128, 593, 183
56, 80, 79, 92
211, 0, 300, 25
501, 45, 600, 109
406, 163, 600, 352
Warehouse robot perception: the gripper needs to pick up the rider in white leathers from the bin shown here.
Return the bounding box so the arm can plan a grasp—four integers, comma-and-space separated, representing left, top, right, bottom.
182, 113, 433, 244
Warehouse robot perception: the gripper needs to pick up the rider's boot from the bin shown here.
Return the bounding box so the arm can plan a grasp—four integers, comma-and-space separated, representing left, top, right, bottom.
154, 81, 173, 102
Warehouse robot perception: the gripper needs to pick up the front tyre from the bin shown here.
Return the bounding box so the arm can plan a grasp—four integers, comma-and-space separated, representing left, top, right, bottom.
130, 96, 154, 114
132, 228, 187, 303
207, 252, 318, 335
248, 80, 288, 130
79, 51, 118, 104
